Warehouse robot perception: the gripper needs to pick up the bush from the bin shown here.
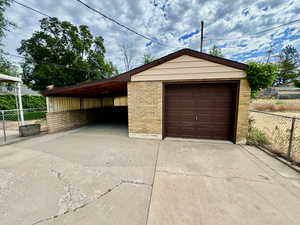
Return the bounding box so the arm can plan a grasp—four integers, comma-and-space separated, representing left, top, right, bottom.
247, 119, 270, 146
0, 94, 16, 110
0, 94, 46, 110
246, 62, 278, 98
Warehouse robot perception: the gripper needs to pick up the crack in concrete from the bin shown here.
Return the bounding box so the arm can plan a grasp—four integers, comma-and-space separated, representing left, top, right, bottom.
50, 169, 88, 214
31, 181, 123, 225
121, 179, 152, 187
30, 177, 151, 225
157, 169, 273, 184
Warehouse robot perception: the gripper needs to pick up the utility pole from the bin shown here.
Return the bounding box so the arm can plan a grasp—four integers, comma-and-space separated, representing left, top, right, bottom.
266, 42, 275, 63
200, 21, 204, 52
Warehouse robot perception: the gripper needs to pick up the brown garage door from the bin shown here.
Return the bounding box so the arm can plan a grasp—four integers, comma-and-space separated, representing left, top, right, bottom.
165, 83, 237, 141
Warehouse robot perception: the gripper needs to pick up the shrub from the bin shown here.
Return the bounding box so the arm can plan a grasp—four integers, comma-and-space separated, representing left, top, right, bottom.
0, 94, 16, 110
247, 118, 270, 146
22, 95, 46, 109
0, 94, 46, 110
246, 62, 278, 98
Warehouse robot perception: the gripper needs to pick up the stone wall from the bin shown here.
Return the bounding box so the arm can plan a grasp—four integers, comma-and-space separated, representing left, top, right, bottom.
127, 81, 163, 139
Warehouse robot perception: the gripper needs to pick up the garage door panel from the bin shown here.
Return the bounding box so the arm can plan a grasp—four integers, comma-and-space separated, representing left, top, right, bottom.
165, 83, 236, 140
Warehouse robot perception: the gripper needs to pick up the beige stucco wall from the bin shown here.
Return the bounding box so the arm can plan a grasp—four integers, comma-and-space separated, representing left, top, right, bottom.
128, 81, 163, 139
47, 96, 128, 113
131, 55, 246, 82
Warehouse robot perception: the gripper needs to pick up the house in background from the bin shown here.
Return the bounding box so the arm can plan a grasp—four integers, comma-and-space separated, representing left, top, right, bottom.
0, 84, 40, 96
260, 81, 300, 99
43, 48, 250, 144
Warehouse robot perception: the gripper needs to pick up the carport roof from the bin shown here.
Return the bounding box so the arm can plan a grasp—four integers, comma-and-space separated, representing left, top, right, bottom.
43, 48, 246, 97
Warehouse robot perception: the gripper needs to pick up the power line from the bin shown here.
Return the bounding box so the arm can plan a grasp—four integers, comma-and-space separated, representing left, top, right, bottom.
204, 17, 300, 41
74, 0, 165, 46
3, 52, 108, 75
11, 0, 51, 18
11, 0, 171, 48
254, 18, 300, 35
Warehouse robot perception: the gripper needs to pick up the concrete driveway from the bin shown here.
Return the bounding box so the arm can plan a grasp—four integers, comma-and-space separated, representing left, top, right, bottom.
0, 124, 300, 225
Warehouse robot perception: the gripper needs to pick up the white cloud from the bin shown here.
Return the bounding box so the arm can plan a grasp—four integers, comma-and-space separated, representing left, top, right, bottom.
2, 0, 300, 72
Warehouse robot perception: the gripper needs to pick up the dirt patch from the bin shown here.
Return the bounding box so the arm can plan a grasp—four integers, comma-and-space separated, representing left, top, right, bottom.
250, 112, 300, 163
252, 99, 300, 104
250, 99, 300, 113
0, 119, 48, 132
251, 104, 300, 112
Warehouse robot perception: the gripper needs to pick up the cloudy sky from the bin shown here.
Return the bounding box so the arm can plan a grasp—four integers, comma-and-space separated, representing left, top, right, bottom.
3, 0, 300, 72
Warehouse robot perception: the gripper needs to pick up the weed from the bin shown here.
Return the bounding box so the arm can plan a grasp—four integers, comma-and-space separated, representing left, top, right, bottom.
247, 118, 270, 146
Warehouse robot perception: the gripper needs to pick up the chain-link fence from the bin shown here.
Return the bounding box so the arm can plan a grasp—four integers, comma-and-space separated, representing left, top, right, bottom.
249, 110, 300, 165
0, 108, 47, 144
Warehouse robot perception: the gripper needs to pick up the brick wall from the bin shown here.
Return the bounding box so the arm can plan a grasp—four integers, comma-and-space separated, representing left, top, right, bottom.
128, 79, 251, 142
47, 109, 97, 133
236, 79, 251, 144
128, 81, 163, 139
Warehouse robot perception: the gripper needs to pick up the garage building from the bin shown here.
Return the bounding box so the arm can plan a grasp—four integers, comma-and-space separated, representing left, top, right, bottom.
44, 48, 250, 144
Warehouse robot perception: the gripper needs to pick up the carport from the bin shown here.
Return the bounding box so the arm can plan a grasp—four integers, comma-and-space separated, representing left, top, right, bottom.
44, 74, 130, 133
44, 48, 251, 143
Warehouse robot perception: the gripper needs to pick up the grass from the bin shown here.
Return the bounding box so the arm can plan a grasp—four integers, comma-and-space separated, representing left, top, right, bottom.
275, 100, 285, 105
4, 111, 46, 121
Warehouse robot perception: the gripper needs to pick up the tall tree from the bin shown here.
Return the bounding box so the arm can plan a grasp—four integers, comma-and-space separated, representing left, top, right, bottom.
0, 55, 17, 75
0, 0, 15, 45
274, 45, 300, 86
17, 17, 118, 91
143, 54, 155, 64
0, 0, 17, 78
209, 45, 224, 58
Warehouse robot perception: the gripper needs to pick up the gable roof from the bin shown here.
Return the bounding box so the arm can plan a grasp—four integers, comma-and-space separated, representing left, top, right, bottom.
123, 48, 246, 79
44, 48, 246, 97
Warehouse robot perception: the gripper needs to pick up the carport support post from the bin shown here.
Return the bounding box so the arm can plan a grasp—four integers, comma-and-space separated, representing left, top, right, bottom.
287, 118, 296, 163
17, 81, 25, 126
2, 110, 6, 144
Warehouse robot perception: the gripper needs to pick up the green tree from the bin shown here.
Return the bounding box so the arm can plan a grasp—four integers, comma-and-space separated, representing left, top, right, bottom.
294, 80, 300, 88
274, 45, 299, 86
209, 45, 224, 58
0, 55, 18, 76
0, 0, 15, 45
246, 62, 278, 98
143, 54, 155, 64
17, 17, 118, 92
